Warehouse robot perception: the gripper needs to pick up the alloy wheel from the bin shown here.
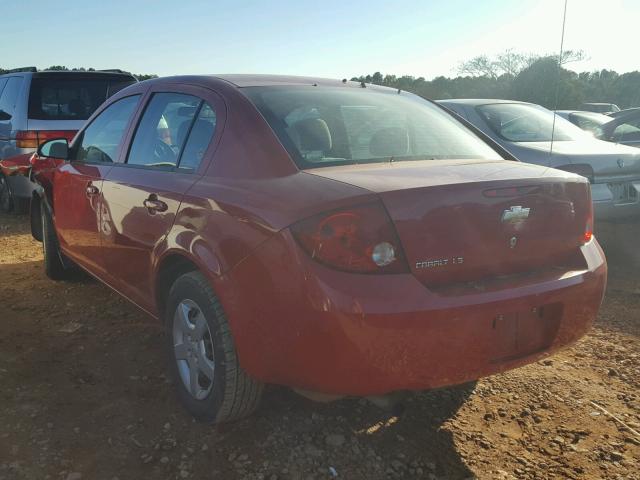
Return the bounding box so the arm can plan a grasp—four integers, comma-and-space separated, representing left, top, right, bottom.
172, 299, 216, 400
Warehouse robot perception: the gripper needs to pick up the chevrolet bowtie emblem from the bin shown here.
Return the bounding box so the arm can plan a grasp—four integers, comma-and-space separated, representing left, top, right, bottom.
501, 205, 531, 223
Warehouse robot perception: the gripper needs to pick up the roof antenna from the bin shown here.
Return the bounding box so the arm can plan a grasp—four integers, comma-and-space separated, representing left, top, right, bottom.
549, 0, 568, 162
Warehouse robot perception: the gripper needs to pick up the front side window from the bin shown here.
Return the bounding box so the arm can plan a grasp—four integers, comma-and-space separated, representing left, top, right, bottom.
477, 103, 588, 142
244, 86, 501, 169
127, 92, 215, 171
73, 95, 140, 163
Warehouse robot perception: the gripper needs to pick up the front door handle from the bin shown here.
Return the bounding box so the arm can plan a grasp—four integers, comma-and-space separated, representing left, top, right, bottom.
143, 196, 168, 213
86, 184, 99, 196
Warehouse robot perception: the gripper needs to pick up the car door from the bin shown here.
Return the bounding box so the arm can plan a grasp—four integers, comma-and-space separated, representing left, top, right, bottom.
53, 94, 141, 276
100, 86, 221, 310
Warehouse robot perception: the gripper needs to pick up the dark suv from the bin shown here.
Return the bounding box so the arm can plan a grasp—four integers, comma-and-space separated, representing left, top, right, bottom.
0, 68, 137, 212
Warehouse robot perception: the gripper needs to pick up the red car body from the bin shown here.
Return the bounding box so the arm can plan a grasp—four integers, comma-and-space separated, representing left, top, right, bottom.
33, 75, 607, 398
0, 153, 33, 178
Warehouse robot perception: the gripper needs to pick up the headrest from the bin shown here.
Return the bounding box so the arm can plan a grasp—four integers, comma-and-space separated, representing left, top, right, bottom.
293, 118, 332, 152
369, 127, 409, 157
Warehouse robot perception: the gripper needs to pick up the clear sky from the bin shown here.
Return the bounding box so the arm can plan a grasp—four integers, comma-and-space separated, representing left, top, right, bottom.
1, 0, 638, 78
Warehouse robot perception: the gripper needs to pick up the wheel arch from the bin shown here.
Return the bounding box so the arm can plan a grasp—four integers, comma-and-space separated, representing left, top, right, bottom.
154, 252, 203, 320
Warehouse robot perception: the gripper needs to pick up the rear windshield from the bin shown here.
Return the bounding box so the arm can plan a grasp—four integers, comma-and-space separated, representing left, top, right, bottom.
28, 76, 136, 120
244, 86, 501, 169
477, 103, 589, 142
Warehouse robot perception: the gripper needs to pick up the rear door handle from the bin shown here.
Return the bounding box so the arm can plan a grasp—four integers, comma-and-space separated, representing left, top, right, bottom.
86, 184, 99, 195
143, 196, 168, 213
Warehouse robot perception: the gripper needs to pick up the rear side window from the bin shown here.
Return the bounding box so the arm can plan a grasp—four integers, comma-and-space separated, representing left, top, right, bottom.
74, 95, 140, 163
127, 92, 215, 171
0, 77, 24, 118
28, 77, 136, 120
179, 103, 216, 171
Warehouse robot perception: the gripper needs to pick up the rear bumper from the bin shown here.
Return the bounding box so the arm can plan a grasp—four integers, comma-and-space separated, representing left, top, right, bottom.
220, 233, 607, 396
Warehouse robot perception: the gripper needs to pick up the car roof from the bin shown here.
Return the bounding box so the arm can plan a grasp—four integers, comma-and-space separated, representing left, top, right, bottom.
139, 74, 397, 91
437, 98, 532, 106
0, 70, 136, 79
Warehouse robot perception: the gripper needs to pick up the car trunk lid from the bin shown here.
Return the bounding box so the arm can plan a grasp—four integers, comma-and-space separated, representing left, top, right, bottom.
307, 159, 591, 288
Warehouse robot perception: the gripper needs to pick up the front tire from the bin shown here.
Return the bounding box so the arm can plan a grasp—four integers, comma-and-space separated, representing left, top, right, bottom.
165, 271, 264, 423
41, 206, 71, 280
0, 174, 14, 213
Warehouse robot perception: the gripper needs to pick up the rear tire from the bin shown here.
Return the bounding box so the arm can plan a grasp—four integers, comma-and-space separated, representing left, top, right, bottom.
41, 206, 71, 280
165, 271, 263, 423
0, 174, 14, 213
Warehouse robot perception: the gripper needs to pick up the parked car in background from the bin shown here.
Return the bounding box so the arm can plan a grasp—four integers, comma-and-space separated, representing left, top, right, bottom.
438, 99, 640, 221
0, 68, 137, 213
598, 108, 640, 149
555, 110, 612, 135
606, 107, 639, 119
580, 102, 620, 114
32, 75, 606, 423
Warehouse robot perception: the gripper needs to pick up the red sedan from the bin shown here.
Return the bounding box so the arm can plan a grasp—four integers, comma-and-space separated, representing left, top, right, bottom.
32, 75, 607, 423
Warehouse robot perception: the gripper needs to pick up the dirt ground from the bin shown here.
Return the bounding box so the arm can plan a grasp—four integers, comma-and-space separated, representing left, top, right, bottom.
0, 212, 638, 480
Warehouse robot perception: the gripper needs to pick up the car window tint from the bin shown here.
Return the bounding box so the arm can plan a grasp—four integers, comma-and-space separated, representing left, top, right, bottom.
245, 86, 501, 169
0, 79, 8, 99
568, 112, 609, 135
127, 93, 201, 169
0, 77, 24, 118
477, 103, 588, 142
613, 119, 640, 142
28, 77, 137, 120
74, 95, 140, 164
178, 102, 216, 171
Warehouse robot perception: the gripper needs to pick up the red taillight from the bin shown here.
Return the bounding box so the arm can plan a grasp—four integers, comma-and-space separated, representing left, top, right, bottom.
15, 131, 39, 148
582, 189, 594, 244
291, 202, 408, 274
16, 130, 77, 149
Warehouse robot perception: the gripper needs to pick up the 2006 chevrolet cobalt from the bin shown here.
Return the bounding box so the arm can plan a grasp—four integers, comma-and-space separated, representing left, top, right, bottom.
31, 75, 607, 423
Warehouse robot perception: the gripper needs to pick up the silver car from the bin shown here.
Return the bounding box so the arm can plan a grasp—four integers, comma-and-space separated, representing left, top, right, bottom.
0, 68, 136, 213
438, 99, 640, 221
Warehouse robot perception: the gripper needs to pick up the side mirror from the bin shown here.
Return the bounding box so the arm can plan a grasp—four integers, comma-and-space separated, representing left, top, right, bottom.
0, 109, 11, 121
38, 138, 69, 160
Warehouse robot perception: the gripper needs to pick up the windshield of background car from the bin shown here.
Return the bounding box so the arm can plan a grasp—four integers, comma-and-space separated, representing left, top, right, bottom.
477, 103, 590, 142
244, 86, 502, 169
28, 76, 136, 120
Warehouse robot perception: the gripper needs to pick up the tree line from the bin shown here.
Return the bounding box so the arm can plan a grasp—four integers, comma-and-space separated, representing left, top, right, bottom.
352, 50, 640, 110
4, 52, 639, 110
0, 65, 157, 81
